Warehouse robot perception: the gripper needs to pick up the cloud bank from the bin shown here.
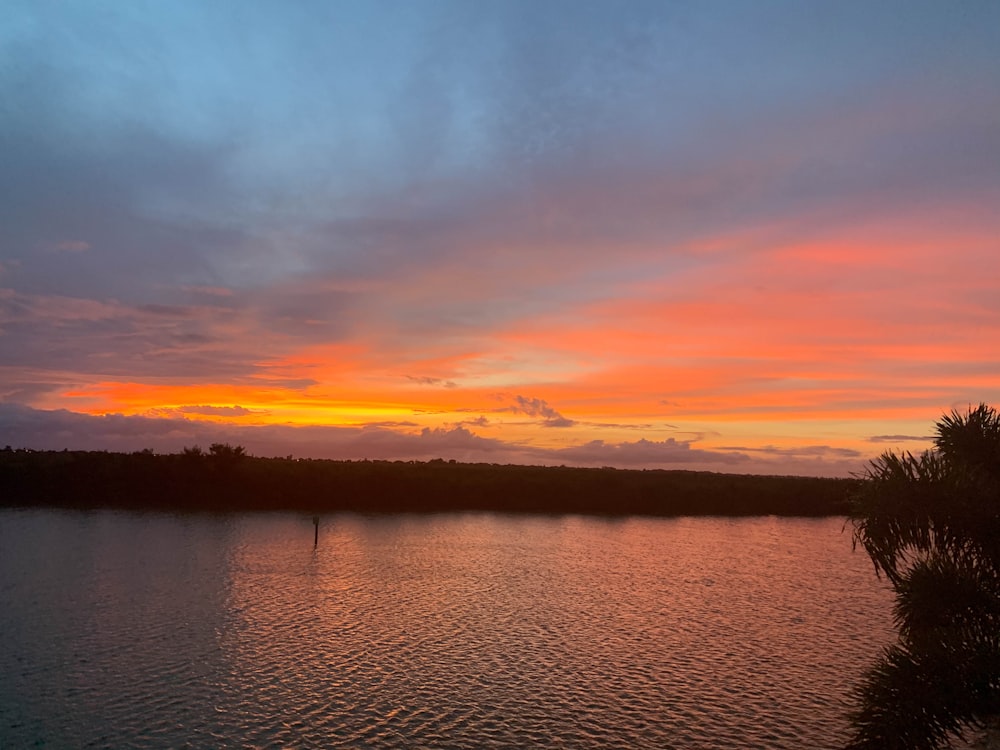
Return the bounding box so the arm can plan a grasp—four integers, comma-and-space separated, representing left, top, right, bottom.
0, 404, 867, 477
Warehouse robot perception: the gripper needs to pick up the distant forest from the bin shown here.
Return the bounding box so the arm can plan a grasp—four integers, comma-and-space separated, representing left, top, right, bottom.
0, 445, 855, 516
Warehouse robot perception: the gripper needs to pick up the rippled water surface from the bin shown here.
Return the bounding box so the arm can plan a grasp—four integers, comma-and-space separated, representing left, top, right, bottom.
1, 510, 894, 748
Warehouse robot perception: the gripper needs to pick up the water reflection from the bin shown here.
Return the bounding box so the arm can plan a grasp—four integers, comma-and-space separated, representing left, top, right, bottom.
1, 511, 893, 749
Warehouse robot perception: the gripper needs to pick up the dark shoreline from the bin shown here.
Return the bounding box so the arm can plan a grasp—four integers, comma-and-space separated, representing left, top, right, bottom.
0, 448, 855, 516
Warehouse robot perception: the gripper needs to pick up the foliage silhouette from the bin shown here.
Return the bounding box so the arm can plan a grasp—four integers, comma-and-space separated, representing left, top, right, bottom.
0, 447, 852, 516
847, 404, 1000, 749
209, 442, 246, 460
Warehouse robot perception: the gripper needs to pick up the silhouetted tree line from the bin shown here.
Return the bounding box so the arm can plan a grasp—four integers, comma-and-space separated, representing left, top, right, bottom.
0, 444, 854, 516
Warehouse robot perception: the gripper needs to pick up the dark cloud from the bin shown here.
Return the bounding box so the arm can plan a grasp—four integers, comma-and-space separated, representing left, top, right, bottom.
0, 404, 866, 476
1, 1, 994, 327
0, 404, 202, 450
716, 444, 864, 460
578, 421, 662, 430
703, 443, 868, 477
172, 405, 257, 417
6, 0, 990, 315
0, 379, 73, 404
552, 438, 746, 467
406, 375, 458, 388
0, 403, 515, 463
249, 285, 358, 340
0, 108, 246, 300
0, 290, 258, 380
868, 434, 934, 443
53, 241, 91, 253
506, 396, 576, 428
136, 304, 199, 318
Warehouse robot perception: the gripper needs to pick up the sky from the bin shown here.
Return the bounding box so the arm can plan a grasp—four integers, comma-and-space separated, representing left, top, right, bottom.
1, 1, 998, 476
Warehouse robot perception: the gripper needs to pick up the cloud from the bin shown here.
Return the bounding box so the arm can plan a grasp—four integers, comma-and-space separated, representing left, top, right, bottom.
169, 405, 259, 417
868, 434, 935, 444
5, 0, 991, 319
0, 287, 319, 383
505, 395, 576, 428
0, 403, 519, 462
0, 378, 80, 405
550, 437, 746, 467
0, 404, 869, 475
182, 285, 234, 298
716, 444, 864, 460
705, 443, 868, 477
406, 375, 458, 388
578, 421, 661, 430
54, 240, 91, 252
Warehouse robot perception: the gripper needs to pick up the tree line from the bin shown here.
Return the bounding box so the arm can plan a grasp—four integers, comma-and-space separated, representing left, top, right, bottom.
0, 444, 853, 516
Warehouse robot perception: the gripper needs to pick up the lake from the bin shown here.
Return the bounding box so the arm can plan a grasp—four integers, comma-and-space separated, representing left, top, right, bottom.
0, 510, 894, 748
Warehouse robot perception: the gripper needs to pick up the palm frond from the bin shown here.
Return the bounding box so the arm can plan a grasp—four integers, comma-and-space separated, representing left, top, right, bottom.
846, 404, 1000, 749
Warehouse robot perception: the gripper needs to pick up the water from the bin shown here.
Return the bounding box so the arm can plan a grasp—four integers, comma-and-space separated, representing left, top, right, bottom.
0, 510, 893, 749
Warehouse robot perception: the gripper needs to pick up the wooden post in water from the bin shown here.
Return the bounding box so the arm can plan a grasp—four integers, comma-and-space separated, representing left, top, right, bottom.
313, 515, 319, 547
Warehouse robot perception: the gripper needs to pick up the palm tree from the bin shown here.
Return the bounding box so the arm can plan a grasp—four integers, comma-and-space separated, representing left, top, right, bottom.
846, 404, 1000, 749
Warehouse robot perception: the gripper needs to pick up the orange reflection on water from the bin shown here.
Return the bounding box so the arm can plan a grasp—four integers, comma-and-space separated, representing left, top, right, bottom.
211, 514, 894, 747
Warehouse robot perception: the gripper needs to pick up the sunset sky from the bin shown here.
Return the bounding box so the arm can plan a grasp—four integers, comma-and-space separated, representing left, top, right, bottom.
1, 1, 998, 476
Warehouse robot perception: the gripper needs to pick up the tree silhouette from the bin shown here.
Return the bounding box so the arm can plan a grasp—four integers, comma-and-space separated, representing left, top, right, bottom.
207, 442, 246, 473
208, 442, 245, 459
847, 404, 1000, 749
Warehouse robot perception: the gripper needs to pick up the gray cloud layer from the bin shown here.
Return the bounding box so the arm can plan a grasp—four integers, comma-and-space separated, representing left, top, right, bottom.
0, 404, 864, 477
4, 1, 996, 307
